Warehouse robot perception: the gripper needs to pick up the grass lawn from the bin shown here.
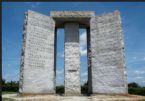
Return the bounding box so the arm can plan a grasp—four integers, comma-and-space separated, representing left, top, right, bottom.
2, 91, 17, 94
2, 98, 14, 101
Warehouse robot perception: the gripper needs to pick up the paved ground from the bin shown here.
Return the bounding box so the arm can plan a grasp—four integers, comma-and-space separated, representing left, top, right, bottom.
2, 93, 145, 101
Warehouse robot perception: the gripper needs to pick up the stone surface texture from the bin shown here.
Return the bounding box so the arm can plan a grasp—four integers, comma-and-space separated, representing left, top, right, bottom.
64, 23, 81, 95
19, 10, 55, 94
50, 11, 95, 28
3, 94, 145, 101
50, 11, 95, 18
20, 10, 128, 95
90, 10, 128, 94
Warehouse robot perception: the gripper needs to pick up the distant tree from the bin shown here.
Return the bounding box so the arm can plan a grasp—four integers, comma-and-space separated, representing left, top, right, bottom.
2, 79, 5, 85
2, 79, 19, 92
81, 81, 88, 94
56, 85, 64, 94
128, 82, 145, 96
128, 82, 140, 88
84, 81, 88, 86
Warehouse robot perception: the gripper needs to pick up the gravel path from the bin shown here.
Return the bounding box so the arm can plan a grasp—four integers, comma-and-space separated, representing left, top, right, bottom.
2, 94, 145, 101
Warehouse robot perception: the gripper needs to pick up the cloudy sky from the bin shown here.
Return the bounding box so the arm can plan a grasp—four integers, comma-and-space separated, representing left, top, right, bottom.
2, 2, 145, 86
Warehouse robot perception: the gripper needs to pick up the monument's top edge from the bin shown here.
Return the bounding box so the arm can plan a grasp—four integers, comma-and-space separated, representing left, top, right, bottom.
50, 11, 95, 18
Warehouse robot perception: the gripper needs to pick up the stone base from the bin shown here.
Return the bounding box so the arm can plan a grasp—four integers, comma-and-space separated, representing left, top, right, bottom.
64, 93, 82, 96
90, 92, 128, 96
18, 92, 55, 96
2, 93, 145, 101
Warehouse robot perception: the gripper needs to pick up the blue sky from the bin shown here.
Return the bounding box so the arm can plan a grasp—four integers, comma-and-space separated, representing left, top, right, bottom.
2, 2, 145, 86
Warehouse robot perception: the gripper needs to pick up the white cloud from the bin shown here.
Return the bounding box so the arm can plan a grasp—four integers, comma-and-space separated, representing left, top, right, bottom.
143, 57, 145, 61
133, 56, 137, 60
127, 68, 145, 86
31, 2, 41, 8
80, 48, 87, 56
81, 71, 87, 77
56, 69, 64, 75
81, 71, 88, 85
135, 76, 144, 79
132, 56, 145, 61
57, 51, 64, 58
80, 31, 87, 56
80, 31, 87, 47
134, 70, 145, 74
56, 69, 64, 86
4, 70, 19, 82
81, 79, 87, 84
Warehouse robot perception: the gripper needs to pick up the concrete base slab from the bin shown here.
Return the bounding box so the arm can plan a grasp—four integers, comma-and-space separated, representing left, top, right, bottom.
2, 94, 145, 101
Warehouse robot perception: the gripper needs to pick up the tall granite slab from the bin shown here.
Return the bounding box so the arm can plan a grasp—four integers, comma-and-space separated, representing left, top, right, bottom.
19, 10, 55, 94
64, 23, 81, 95
90, 11, 128, 94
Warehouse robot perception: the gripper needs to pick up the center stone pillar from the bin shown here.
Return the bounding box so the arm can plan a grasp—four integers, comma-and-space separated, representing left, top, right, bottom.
64, 23, 81, 95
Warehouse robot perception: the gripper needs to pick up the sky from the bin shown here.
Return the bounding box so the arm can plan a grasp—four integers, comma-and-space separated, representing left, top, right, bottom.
2, 2, 145, 86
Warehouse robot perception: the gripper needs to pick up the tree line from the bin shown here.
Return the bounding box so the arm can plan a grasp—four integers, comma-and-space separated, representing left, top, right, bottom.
2, 79, 19, 92
2, 79, 145, 96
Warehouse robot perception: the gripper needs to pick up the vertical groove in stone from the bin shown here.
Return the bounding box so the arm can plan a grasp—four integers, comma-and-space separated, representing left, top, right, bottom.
87, 27, 92, 94
64, 23, 81, 95
54, 27, 57, 93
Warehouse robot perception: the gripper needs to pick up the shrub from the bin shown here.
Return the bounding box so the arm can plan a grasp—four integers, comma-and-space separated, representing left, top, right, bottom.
128, 87, 145, 96
2, 79, 19, 92
56, 86, 64, 94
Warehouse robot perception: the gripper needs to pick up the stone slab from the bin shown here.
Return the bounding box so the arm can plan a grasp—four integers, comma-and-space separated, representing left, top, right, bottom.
50, 11, 95, 18
64, 23, 81, 95
90, 10, 128, 94
19, 10, 55, 94
50, 11, 95, 28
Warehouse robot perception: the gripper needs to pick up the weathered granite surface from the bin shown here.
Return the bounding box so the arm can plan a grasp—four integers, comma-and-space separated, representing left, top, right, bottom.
50, 11, 95, 28
90, 10, 128, 94
50, 11, 95, 18
19, 10, 55, 94
20, 10, 128, 95
64, 23, 81, 95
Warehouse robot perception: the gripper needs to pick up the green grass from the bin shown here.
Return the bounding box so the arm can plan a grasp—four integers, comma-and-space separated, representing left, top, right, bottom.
2, 98, 15, 101
2, 91, 17, 94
